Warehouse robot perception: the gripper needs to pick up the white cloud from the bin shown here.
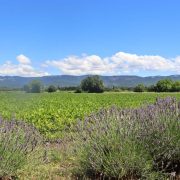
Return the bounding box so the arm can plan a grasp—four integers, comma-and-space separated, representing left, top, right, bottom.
0, 55, 50, 77
16, 54, 31, 64
1, 52, 180, 77
45, 55, 111, 75
45, 52, 180, 76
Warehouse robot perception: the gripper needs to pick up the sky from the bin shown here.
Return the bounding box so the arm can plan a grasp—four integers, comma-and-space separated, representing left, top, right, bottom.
0, 0, 180, 77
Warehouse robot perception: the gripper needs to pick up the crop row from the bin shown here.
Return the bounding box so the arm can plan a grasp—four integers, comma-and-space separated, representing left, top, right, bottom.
0, 91, 180, 139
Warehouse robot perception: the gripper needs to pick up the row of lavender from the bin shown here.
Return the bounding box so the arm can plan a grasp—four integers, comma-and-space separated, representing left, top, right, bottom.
70, 97, 180, 179
0, 118, 44, 178
0, 97, 179, 179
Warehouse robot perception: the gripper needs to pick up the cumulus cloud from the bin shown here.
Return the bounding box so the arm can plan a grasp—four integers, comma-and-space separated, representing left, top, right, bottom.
16, 54, 31, 64
45, 52, 180, 76
1, 52, 180, 77
0, 55, 49, 77
45, 55, 111, 75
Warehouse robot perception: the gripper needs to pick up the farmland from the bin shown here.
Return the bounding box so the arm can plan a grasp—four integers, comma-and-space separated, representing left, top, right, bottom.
0, 91, 180, 179
0, 91, 180, 139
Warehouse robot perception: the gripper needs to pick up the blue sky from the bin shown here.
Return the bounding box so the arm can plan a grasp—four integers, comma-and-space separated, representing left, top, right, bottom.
0, 0, 180, 76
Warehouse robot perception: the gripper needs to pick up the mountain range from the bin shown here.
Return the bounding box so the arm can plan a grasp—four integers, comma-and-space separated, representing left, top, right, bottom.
0, 75, 180, 88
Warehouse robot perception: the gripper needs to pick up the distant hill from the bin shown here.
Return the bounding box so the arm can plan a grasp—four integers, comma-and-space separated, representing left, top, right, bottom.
0, 75, 180, 88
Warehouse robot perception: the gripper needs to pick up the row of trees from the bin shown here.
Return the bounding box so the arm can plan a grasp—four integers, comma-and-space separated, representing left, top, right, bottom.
23, 77, 180, 93
134, 79, 180, 92
23, 81, 58, 93
23, 76, 105, 93
81, 77, 180, 93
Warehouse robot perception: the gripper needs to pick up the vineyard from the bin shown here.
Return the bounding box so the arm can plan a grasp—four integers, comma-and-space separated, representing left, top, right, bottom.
0, 91, 180, 139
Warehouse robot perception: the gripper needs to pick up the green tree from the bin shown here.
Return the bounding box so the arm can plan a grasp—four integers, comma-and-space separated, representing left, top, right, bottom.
24, 80, 43, 93
23, 84, 30, 93
47, 85, 57, 93
75, 86, 82, 93
156, 79, 173, 92
81, 75, 104, 93
171, 81, 180, 92
147, 85, 156, 92
134, 84, 146, 92
30, 80, 42, 93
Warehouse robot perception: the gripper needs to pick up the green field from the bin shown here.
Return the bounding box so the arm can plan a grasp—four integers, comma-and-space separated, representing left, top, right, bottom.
0, 91, 180, 179
0, 91, 180, 138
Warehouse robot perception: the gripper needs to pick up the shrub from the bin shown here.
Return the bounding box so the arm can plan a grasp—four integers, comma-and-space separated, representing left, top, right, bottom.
24, 80, 43, 93
30, 80, 43, 93
70, 97, 180, 179
0, 118, 44, 178
75, 87, 82, 93
47, 85, 57, 93
23, 84, 31, 93
147, 84, 156, 92
134, 84, 146, 92
171, 81, 180, 92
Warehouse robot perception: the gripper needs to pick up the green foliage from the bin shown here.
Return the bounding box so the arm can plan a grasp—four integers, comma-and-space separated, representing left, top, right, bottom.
0, 92, 180, 139
134, 84, 146, 92
24, 80, 43, 93
47, 85, 57, 93
58, 86, 77, 91
171, 81, 180, 92
156, 79, 174, 92
30, 80, 43, 93
81, 75, 104, 93
0, 119, 44, 178
146, 79, 180, 92
147, 84, 156, 92
70, 98, 180, 179
74, 87, 82, 93
23, 84, 30, 93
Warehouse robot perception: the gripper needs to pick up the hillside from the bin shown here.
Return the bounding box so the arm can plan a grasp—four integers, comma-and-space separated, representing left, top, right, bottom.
0, 75, 180, 88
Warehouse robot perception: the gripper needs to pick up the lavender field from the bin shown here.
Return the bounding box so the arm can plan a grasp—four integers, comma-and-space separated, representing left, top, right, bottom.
0, 92, 179, 179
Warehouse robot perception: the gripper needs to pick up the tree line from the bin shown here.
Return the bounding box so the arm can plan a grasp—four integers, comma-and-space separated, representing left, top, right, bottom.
23, 76, 104, 93
134, 79, 180, 92
22, 76, 180, 93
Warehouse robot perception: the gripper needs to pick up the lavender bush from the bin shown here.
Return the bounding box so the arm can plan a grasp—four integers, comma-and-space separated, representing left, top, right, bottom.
0, 118, 44, 178
70, 97, 180, 179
